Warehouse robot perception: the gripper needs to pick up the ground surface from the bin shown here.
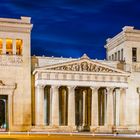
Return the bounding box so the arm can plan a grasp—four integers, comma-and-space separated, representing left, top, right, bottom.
0, 134, 140, 140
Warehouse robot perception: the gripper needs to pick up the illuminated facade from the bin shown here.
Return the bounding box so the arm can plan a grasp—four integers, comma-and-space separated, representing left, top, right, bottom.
0, 17, 139, 134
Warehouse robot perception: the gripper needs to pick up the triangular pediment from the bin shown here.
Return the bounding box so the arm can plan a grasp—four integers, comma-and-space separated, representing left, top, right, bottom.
36, 54, 127, 74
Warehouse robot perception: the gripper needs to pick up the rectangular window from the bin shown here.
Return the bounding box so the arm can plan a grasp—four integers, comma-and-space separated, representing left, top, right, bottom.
16, 39, 22, 55
132, 48, 137, 62
118, 51, 120, 61
112, 54, 114, 60
6, 39, 13, 55
121, 49, 123, 61
115, 52, 117, 61
0, 39, 2, 55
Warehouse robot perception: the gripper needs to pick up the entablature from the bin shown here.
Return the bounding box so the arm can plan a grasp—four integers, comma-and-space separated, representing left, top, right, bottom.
35, 71, 128, 84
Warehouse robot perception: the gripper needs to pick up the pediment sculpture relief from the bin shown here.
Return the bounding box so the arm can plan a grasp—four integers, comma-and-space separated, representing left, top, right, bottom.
47, 61, 118, 73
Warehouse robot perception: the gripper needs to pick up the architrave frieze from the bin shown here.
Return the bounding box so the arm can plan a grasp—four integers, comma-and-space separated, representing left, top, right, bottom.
35, 79, 128, 88
35, 71, 128, 84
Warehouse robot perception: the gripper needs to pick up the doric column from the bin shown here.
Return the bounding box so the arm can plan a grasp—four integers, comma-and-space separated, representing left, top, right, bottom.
2, 39, 6, 54
51, 85, 59, 126
68, 86, 75, 127
83, 90, 86, 126
91, 87, 99, 126
106, 87, 114, 126
13, 39, 16, 55
115, 88, 121, 126
35, 85, 45, 126
120, 88, 126, 126
104, 89, 107, 126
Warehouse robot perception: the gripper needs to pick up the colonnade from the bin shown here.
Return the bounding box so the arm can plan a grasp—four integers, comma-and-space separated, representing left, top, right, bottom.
34, 85, 126, 131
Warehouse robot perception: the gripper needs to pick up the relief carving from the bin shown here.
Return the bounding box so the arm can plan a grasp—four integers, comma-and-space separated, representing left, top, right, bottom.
48, 61, 118, 73
0, 55, 23, 66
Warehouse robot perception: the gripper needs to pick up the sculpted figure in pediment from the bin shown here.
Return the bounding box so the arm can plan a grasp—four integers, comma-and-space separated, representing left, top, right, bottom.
46, 59, 121, 73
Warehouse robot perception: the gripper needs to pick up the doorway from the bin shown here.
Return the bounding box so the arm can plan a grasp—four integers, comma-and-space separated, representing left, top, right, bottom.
0, 95, 8, 131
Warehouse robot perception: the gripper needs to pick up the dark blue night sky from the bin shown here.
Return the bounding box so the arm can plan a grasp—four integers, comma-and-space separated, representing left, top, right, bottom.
0, 0, 140, 59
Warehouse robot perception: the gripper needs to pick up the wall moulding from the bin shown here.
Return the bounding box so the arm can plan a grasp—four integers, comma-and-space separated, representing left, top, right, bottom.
0, 55, 23, 66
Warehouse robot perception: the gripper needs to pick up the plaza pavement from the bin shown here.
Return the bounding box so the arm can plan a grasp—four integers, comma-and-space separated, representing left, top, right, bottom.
0, 132, 140, 140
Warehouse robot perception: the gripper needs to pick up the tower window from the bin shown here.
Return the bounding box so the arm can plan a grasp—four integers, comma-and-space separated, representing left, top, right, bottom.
112, 54, 114, 60
6, 39, 13, 55
115, 52, 117, 61
121, 49, 123, 61
0, 39, 2, 55
16, 39, 22, 55
132, 48, 137, 62
118, 51, 120, 61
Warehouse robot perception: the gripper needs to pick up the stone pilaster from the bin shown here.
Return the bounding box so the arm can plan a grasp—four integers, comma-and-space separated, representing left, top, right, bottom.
13, 39, 16, 55
35, 85, 45, 126
2, 39, 6, 54
91, 87, 99, 126
106, 87, 114, 126
68, 86, 76, 127
51, 85, 59, 126
120, 88, 126, 126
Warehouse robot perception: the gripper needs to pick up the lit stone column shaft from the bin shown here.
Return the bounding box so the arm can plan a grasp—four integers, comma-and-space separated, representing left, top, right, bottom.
120, 88, 126, 126
35, 85, 45, 126
2, 39, 6, 54
13, 39, 16, 55
106, 88, 114, 126
51, 85, 59, 126
91, 87, 98, 126
83, 90, 86, 126
68, 86, 75, 126
104, 89, 107, 126
115, 88, 120, 126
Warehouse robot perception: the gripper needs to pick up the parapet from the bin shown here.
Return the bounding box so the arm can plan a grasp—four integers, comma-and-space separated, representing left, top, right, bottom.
0, 16, 33, 33
0, 16, 31, 24
122, 26, 134, 31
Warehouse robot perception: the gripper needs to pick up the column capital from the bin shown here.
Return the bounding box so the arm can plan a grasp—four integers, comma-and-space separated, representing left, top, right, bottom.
51, 85, 59, 89
67, 86, 76, 90
35, 84, 45, 89
106, 87, 115, 93
120, 87, 127, 93
90, 87, 99, 91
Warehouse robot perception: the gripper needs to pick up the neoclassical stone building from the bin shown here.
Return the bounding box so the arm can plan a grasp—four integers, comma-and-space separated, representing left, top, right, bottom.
0, 16, 139, 133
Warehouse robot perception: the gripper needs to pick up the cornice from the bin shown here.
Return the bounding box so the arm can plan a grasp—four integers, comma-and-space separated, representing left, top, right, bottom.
0, 16, 33, 33
106, 32, 140, 51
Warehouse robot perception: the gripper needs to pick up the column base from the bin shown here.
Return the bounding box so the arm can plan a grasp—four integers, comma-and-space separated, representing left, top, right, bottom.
31, 125, 77, 132
112, 125, 137, 134
90, 126, 99, 133
90, 125, 114, 133
90, 125, 130, 134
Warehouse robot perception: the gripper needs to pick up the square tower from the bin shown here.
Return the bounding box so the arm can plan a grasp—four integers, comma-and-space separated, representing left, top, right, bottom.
105, 26, 140, 64
105, 26, 140, 126
0, 17, 33, 131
